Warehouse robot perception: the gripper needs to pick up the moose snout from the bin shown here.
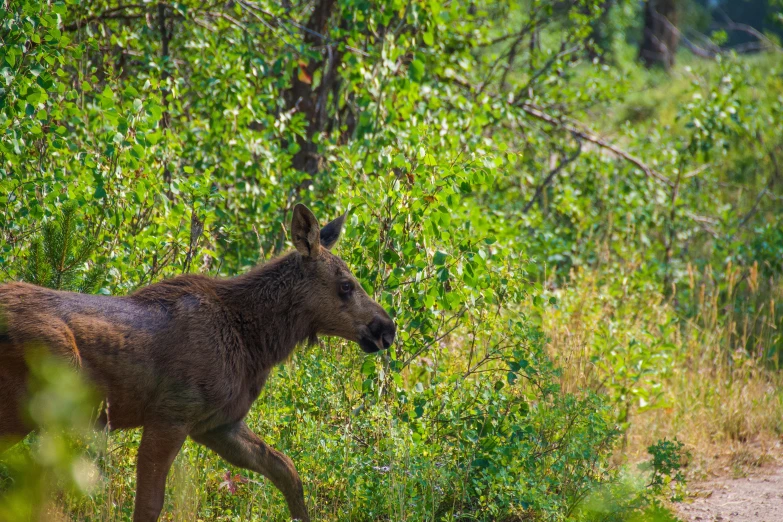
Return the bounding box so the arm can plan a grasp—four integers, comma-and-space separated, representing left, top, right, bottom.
369, 314, 396, 350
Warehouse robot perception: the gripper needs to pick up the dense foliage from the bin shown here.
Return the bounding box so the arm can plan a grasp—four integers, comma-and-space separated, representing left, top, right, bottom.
1, 0, 781, 520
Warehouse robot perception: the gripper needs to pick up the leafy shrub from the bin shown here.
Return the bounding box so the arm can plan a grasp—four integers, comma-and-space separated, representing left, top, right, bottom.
642, 438, 688, 503
575, 437, 688, 522
0, 350, 100, 521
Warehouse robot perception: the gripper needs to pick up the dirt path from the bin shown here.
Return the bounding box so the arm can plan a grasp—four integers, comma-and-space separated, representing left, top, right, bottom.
677, 468, 783, 522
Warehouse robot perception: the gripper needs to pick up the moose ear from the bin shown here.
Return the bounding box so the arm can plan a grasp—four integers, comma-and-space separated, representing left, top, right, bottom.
291, 204, 321, 257
320, 213, 346, 250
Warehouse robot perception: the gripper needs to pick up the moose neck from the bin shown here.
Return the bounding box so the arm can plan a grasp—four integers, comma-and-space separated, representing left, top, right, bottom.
220, 252, 315, 367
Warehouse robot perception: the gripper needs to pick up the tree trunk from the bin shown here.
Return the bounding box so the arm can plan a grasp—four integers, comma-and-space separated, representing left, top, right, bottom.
283, 0, 340, 176
639, 0, 680, 70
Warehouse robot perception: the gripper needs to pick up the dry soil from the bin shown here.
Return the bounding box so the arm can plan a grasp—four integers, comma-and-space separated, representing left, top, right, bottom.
676, 467, 783, 522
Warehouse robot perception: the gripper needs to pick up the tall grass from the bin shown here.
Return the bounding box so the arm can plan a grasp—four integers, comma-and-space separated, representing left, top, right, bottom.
542, 263, 783, 477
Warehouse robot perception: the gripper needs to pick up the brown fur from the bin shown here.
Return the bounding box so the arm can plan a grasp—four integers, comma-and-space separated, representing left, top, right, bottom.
0, 204, 395, 522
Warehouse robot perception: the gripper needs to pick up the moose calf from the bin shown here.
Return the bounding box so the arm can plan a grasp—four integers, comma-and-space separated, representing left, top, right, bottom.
0, 204, 396, 521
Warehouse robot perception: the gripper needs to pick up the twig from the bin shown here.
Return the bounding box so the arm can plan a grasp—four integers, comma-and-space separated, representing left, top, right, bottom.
182, 210, 204, 274
401, 310, 466, 368
210, 11, 250, 33
650, 8, 717, 60
685, 211, 720, 238
736, 144, 780, 230
522, 141, 583, 213
713, 7, 782, 53
684, 163, 711, 179
440, 75, 671, 187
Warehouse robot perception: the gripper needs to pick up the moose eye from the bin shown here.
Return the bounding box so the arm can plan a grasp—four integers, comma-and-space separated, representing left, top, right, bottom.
339, 281, 354, 295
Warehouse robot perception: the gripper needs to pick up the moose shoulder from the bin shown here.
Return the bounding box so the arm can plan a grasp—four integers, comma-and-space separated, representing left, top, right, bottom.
0, 203, 396, 522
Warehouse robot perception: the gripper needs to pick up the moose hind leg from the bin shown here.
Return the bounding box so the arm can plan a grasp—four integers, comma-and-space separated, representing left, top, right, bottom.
0, 359, 32, 451
191, 421, 309, 522
0, 405, 30, 453
133, 424, 188, 522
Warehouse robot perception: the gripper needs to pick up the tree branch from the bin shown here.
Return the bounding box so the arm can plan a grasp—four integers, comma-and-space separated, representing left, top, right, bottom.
715, 7, 783, 54
63, 4, 150, 31
518, 102, 673, 187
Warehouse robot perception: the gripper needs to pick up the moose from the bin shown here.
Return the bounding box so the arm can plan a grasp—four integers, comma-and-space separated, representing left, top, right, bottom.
0, 204, 396, 521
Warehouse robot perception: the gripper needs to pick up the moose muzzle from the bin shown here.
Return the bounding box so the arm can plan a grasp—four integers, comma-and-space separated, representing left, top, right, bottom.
360, 313, 396, 353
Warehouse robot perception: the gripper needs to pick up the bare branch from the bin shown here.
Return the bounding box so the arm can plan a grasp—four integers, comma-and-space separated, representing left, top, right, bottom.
518, 103, 673, 187
723, 23, 783, 53
516, 42, 581, 95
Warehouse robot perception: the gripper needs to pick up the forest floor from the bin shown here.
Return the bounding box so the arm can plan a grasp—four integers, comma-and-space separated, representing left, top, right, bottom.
676, 467, 783, 522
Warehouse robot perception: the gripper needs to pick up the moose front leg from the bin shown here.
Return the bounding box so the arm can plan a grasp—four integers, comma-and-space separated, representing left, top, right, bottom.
191, 421, 309, 522
133, 424, 188, 522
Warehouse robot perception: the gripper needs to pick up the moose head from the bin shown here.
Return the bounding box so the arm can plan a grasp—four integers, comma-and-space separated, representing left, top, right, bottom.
289, 204, 396, 354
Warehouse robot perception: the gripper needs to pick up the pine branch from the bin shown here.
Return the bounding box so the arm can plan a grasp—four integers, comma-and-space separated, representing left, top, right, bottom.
22, 203, 105, 293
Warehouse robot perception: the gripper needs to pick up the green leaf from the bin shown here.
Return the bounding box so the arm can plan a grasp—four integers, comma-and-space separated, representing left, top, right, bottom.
409, 58, 425, 83
360, 357, 375, 378
433, 250, 448, 265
